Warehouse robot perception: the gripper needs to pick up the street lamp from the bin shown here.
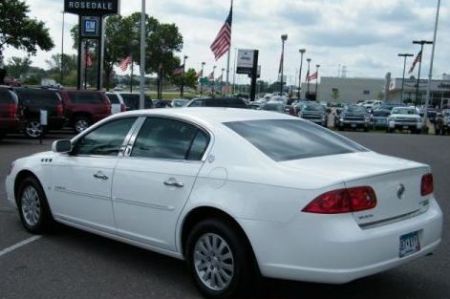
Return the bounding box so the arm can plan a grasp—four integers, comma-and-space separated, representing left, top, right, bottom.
398, 53, 414, 103
298, 49, 306, 99
306, 58, 312, 99
181, 55, 188, 97
412, 40, 433, 105
200, 62, 206, 95
212, 65, 217, 95
280, 34, 288, 96
315, 64, 320, 100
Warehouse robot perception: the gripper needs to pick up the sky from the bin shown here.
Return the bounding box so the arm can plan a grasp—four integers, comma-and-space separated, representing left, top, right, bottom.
3, 0, 449, 85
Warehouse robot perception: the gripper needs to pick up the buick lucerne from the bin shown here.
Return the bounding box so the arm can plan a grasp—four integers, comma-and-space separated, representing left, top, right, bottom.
5, 108, 443, 298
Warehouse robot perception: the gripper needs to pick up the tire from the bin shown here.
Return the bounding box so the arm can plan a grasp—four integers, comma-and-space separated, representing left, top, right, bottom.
73, 116, 90, 134
186, 219, 257, 299
24, 120, 44, 139
17, 176, 54, 234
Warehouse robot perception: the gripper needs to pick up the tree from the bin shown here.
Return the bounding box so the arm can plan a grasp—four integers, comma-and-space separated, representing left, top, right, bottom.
171, 68, 198, 96
0, 0, 54, 83
5, 56, 32, 79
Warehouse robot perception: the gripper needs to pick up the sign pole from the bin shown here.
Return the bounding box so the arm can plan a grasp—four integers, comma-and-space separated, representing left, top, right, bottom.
249, 50, 259, 102
96, 17, 104, 90
77, 16, 83, 90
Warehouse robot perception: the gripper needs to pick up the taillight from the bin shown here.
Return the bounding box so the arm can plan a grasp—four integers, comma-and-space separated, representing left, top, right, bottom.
302, 186, 377, 214
7, 103, 18, 119
421, 173, 433, 196
56, 103, 64, 117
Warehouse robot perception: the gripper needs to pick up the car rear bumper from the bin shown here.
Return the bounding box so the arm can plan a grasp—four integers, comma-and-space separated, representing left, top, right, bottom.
0, 119, 21, 132
240, 198, 443, 284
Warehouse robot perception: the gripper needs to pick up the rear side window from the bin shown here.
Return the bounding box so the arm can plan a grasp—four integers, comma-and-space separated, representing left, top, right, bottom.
0, 88, 15, 104
131, 118, 209, 161
107, 94, 120, 104
227, 98, 247, 108
16, 89, 60, 106
68, 92, 104, 104
225, 119, 367, 161
189, 99, 205, 107
121, 94, 152, 110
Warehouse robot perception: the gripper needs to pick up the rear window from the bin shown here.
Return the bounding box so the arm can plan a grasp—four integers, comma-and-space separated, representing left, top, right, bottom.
68, 92, 104, 104
107, 94, 120, 104
225, 119, 367, 161
0, 88, 15, 104
16, 89, 60, 106
121, 94, 153, 110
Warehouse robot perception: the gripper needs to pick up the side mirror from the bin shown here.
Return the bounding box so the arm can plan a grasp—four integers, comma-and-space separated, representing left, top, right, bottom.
52, 139, 72, 153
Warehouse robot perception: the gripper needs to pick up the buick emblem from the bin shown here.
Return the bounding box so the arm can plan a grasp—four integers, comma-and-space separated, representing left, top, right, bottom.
397, 184, 406, 199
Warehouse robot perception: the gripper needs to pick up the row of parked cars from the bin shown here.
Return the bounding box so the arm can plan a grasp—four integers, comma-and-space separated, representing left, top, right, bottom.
0, 86, 157, 139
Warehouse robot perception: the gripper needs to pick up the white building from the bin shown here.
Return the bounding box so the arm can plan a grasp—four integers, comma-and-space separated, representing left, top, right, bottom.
301, 77, 386, 104
388, 78, 450, 107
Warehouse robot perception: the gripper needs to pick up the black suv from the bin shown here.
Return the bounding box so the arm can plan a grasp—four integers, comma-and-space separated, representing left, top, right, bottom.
186, 97, 248, 109
15, 88, 65, 138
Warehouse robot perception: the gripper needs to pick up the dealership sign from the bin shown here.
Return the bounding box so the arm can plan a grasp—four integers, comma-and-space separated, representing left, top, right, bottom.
236, 49, 256, 74
64, 0, 120, 16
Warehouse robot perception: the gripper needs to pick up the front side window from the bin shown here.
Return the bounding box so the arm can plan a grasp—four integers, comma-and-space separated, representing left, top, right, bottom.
131, 118, 209, 161
225, 119, 367, 161
72, 117, 137, 156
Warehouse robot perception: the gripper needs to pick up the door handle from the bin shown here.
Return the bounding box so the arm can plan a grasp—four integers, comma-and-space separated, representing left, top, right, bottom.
164, 178, 184, 188
93, 171, 109, 181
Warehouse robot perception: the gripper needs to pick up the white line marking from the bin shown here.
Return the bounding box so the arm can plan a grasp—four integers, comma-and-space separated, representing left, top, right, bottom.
0, 236, 42, 258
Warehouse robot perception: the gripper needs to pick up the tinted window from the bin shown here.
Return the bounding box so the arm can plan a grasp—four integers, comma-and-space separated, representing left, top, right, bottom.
189, 99, 205, 107
225, 119, 366, 161
188, 131, 210, 161
107, 94, 120, 104
0, 88, 15, 104
346, 106, 366, 113
16, 89, 61, 106
131, 118, 208, 160
121, 94, 153, 110
68, 92, 104, 104
373, 110, 390, 117
73, 117, 136, 156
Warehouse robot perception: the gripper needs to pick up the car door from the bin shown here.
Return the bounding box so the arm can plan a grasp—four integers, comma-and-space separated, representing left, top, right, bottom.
112, 117, 211, 251
49, 117, 138, 233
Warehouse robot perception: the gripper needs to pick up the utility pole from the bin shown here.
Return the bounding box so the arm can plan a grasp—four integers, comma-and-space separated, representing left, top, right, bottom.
398, 53, 414, 103
280, 34, 288, 96
412, 40, 433, 105
60, 11, 65, 85
298, 49, 306, 99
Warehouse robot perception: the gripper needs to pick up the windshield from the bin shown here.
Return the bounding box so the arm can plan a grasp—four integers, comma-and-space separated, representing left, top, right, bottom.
224, 119, 367, 161
303, 104, 323, 112
262, 103, 284, 112
346, 106, 366, 113
392, 108, 417, 115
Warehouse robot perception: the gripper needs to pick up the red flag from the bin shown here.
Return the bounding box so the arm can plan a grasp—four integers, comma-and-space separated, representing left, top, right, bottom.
85, 52, 93, 68
307, 71, 318, 82
173, 65, 185, 76
119, 56, 132, 72
408, 51, 422, 74
210, 3, 233, 60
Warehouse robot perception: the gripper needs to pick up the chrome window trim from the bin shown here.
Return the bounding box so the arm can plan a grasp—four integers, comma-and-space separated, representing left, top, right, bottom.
124, 115, 214, 163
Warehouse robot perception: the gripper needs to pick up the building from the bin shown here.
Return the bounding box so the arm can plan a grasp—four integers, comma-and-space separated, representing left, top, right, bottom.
301, 77, 386, 103
388, 78, 450, 107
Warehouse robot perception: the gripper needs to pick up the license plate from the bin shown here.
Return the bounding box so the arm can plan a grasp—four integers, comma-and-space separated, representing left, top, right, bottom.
399, 231, 421, 258
351, 124, 356, 128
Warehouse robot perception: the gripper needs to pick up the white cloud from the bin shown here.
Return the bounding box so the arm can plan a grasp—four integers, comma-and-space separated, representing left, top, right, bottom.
3, 0, 449, 84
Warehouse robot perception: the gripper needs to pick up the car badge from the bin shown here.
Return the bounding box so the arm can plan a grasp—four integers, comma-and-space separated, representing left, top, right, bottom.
397, 184, 406, 199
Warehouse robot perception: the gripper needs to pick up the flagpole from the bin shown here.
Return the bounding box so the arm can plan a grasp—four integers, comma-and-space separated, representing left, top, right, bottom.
225, 0, 233, 94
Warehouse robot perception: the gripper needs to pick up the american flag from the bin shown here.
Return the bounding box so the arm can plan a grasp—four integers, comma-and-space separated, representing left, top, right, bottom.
307, 71, 318, 82
173, 65, 185, 76
408, 51, 422, 74
119, 55, 132, 72
208, 71, 215, 81
85, 52, 93, 68
210, 3, 233, 61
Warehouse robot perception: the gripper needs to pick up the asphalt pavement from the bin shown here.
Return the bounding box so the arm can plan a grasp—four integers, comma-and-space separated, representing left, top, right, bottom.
0, 131, 449, 299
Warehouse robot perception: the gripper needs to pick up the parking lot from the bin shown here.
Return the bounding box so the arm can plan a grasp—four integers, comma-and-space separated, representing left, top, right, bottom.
0, 131, 449, 299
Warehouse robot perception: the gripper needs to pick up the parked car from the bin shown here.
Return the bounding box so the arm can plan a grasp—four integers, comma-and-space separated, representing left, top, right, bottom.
260, 101, 285, 113
0, 86, 20, 139
120, 93, 153, 111
186, 97, 248, 109
335, 105, 371, 131
298, 102, 328, 127
59, 90, 112, 133
171, 98, 189, 108
153, 100, 172, 108
387, 107, 423, 134
6, 108, 443, 298
106, 92, 126, 114
14, 88, 65, 138
379, 103, 406, 111
370, 108, 391, 129
434, 109, 450, 135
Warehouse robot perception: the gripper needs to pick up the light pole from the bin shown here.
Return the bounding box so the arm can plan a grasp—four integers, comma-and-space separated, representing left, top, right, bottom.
280, 34, 288, 96
181, 55, 188, 97
315, 64, 320, 101
423, 0, 441, 133
212, 65, 217, 95
221, 68, 225, 95
200, 62, 205, 95
298, 49, 306, 99
306, 58, 312, 99
398, 53, 414, 103
60, 11, 65, 85
412, 40, 433, 105
139, 0, 146, 110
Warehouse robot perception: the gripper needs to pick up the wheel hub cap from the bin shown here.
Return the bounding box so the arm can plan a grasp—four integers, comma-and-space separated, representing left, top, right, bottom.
21, 186, 41, 227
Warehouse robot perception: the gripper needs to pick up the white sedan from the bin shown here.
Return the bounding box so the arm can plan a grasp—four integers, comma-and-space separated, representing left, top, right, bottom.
5, 108, 443, 298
